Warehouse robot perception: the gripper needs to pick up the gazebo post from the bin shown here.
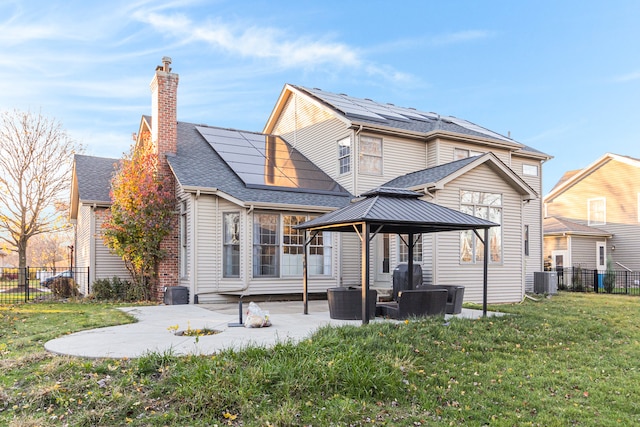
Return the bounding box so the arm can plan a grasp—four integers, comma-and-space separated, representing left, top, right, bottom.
303, 229, 308, 315
483, 227, 489, 317
362, 222, 371, 325
408, 232, 414, 289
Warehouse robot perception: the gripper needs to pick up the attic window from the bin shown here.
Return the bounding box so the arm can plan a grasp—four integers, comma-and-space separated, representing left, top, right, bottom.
454, 148, 483, 160
523, 164, 539, 176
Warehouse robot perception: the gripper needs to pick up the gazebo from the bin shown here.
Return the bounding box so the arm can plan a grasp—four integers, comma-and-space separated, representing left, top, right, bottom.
295, 187, 498, 324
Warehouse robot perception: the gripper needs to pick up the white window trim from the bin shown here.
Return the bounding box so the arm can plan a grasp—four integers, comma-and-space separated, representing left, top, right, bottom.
337, 137, 351, 175
637, 193, 640, 223
454, 147, 483, 161
460, 191, 503, 264
522, 163, 539, 177
359, 135, 383, 175
588, 197, 606, 226
253, 212, 333, 278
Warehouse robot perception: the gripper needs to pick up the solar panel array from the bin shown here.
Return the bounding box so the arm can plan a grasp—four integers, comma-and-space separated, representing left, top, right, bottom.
196, 126, 348, 194
303, 87, 513, 142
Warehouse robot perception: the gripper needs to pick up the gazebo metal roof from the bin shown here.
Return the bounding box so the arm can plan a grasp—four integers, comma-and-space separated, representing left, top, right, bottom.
295, 187, 499, 324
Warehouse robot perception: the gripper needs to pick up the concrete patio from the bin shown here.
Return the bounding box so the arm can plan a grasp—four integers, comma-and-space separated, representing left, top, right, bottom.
44, 300, 501, 359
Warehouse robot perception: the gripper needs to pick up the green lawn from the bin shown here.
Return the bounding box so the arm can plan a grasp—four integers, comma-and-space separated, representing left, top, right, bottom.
1, 293, 640, 426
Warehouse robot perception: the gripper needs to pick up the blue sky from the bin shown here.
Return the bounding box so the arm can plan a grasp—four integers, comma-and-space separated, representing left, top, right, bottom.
2, 0, 639, 195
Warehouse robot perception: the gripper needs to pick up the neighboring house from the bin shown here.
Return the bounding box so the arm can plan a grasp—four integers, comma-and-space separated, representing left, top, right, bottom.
72, 58, 551, 304
70, 155, 131, 294
544, 153, 640, 273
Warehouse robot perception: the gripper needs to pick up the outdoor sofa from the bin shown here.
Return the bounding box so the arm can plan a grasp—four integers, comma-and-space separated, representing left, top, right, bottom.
421, 284, 465, 314
327, 287, 378, 320
375, 288, 448, 320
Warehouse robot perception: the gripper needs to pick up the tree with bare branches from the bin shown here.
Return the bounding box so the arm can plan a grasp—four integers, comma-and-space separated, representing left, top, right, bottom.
0, 109, 81, 285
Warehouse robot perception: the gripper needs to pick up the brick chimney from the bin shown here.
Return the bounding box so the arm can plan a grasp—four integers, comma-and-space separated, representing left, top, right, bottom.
150, 56, 179, 170
150, 57, 179, 300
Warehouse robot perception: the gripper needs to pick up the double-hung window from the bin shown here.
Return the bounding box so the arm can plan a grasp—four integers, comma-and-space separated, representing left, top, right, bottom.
338, 137, 351, 174
223, 212, 240, 278
588, 197, 606, 225
398, 234, 423, 263
282, 215, 306, 276
359, 135, 382, 174
460, 191, 502, 263
253, 214, 279, 277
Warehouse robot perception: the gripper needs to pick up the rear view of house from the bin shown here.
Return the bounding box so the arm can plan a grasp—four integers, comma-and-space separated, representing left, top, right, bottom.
72, 58, 551, 304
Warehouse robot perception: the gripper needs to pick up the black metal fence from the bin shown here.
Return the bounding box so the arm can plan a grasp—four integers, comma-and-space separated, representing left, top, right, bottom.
0, 267, 90, 304
556, 267, 640, 296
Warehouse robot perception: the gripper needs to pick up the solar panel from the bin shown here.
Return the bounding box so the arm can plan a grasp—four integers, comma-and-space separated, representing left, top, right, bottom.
445, 117, 512, 142
385, 105, 435, 121
351, 98, 410, 121
196, 126, 348, 194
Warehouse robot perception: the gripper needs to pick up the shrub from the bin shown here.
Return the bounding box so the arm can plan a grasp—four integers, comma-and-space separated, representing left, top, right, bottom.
604, 259, 616, 294
91, 276, 148, 302
51, 277, 79, 298
572, 265, 584, 292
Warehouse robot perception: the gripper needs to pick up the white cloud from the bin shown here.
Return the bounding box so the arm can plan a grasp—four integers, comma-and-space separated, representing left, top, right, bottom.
130, 8, 418, 84
135, 11, 361, 70
613, 71, 640, 83
523, 120, 585, 143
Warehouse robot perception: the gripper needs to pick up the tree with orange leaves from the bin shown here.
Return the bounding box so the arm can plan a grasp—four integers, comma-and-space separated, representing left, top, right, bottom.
102, 139, 174, 299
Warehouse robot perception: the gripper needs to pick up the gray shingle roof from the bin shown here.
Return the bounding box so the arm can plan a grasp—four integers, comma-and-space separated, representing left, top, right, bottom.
293, 85, 550, 158
167, 122, 352, 208
74, 154, 119, 203
544, 217, 611, 237
296, 187, 497, 234
381, 155, 479, 188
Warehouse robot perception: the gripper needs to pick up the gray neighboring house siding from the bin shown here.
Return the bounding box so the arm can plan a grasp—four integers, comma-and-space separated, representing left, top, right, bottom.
70, 155, 131, 294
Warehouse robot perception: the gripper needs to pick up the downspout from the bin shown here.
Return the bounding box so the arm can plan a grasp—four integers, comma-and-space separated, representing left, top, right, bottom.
201, 203, 253, 296
90, 204, 97, 290
354, 125, 362, 195
192, 191, 199, 303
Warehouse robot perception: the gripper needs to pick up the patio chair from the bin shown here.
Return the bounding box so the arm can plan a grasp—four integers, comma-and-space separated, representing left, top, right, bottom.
375, 288, 447, 320
420, 285, 465, 314
327, 287, 378, 320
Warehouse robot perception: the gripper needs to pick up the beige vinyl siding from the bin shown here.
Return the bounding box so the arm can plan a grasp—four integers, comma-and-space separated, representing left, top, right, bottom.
426, 139, 440, 168
511, 155, 544, 291
355, 133, 427, 195
75, 205, 92, 295
432, 163, 524, 304
271, 93, 354, 192
421, 233, 434, 286
195, 195, 223, 296
340, 233, 361, 286
437, 140, 511, 165
75, 205, 91, 269
93, 208, 130, 282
